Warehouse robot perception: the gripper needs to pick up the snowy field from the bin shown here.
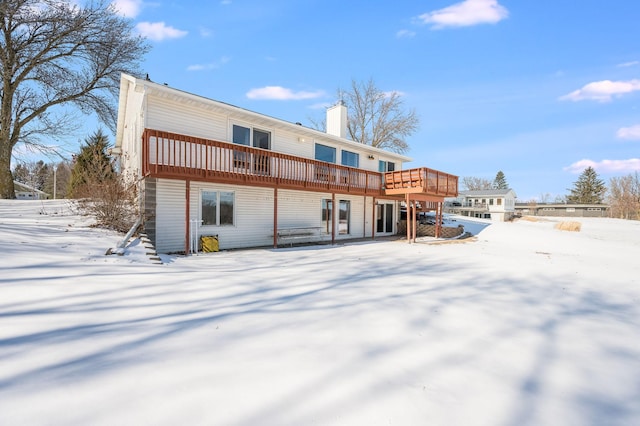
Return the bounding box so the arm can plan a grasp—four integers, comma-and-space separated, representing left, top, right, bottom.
1, 200, 639, 426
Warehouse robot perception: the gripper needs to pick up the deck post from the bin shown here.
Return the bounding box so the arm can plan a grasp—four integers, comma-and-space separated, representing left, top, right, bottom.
273, 187, 278, 248
185, 180, 191, 255
405, 193, 410, 243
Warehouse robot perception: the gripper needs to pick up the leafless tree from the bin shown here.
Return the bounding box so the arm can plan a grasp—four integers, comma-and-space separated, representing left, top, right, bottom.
608, 173, 640, 220
344, 79, 419, 154
538, 192, 552, 203
462, 176, 492, 191
309, 78, 419, 154
0, 0, 150, 199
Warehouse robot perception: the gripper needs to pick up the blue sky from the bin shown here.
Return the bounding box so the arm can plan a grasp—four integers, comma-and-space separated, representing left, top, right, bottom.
107, 0, 640, 201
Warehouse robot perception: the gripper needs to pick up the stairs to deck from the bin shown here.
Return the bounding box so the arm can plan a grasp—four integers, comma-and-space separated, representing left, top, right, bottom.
140, 233, 163, 264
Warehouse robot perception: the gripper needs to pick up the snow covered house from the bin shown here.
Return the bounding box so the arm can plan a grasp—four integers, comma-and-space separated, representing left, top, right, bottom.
446, 189, 517, 221
114, 73, 458, 253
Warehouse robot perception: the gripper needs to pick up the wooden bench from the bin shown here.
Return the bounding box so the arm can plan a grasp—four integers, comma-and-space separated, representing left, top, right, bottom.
272, 227, 322, 247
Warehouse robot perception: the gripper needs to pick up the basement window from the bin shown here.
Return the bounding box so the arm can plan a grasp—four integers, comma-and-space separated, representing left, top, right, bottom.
201, 190, 235, 226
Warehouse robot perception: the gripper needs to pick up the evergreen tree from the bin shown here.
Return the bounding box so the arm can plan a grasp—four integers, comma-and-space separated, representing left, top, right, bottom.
567, 166, 606, 204
69, 130, 115, 197
493, 171, 508, 189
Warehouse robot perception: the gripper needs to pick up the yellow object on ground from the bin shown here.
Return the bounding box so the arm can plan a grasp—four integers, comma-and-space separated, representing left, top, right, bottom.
201, 235, 219, 252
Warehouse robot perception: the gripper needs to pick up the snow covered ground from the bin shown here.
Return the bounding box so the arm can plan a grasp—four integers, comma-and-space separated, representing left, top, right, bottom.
1, 200, 639, 426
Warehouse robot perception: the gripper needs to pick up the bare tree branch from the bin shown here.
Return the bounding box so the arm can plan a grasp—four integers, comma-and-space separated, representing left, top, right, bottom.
0, 0, 150, 198
308, 78, 418, 154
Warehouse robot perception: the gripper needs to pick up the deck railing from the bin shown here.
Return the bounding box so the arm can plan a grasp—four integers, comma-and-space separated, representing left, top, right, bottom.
384, 168, 459, 197
142, 129, 384, 196
141, 129, 458, 198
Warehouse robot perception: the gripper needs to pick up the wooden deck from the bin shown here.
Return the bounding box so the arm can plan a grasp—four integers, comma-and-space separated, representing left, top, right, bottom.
141, 129, 458, 199
384, 168, 459, 198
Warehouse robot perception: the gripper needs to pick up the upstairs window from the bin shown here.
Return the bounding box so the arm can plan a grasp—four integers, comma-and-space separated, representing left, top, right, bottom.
232, 125, 250, 146
232, 124, 271, 149
341, 150, 359, 168
253, 129, 270, 150
232, 124, 271, 173
315, 143, 336, 163
379, 161, 395, 172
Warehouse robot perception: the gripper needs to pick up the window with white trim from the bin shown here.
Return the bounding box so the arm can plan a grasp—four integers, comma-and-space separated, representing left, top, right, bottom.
232, 124, 271, 173
232, 124, 271, 149
321, 198, 350, 235
201, 190, 235, 226
315, 143, 336, 163
339, 200, 350, 235
341, 150, 359, 168
379, 160, 396, 172
321, 199, 332, 234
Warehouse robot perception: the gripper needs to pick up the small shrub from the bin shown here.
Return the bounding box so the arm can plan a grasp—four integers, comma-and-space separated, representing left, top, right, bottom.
73, 172, 139, 233
555, 221, 582, 232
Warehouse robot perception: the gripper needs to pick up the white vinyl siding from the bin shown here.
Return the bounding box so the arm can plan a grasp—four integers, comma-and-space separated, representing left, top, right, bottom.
190, 182, 274, 250
146, 95, 227, 141
149, 182, 377, 252
277, 192, 366, 240
119, 81, 146, 175
155, 179, 187, 253
273, 130, 315, 158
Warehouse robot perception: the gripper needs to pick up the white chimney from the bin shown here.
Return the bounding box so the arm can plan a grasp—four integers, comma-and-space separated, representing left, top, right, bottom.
326, 101, 347, 138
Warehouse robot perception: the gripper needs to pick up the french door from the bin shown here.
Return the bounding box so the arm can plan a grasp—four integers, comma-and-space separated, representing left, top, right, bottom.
376, 203, 394, 234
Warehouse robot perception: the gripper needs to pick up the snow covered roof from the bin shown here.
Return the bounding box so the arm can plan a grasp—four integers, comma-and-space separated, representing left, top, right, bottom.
459, 188, 516, 198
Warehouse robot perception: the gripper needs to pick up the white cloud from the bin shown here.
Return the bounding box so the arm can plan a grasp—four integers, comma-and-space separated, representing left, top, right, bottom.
246, 86, 325, 101
111, 0, 143, 18
187, 57, 230, 71
617, 60, 639, 68
617, 124, 640, 140
416, 0, 508, 29
136, 22, 188, 41
559, 79, 640, 102
396, 29, 416, 39
564, 158, 640, 174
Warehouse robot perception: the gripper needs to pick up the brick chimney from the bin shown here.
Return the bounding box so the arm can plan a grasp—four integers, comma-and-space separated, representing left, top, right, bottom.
326, 101, 347, 138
